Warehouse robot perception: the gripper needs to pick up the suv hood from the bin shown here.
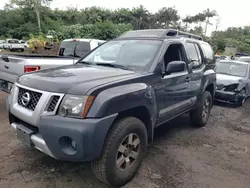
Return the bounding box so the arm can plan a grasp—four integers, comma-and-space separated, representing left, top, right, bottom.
216, 73, 243, 86
17, 64, 137, 95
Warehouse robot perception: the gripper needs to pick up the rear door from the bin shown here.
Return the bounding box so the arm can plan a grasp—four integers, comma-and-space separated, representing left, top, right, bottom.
185, 41, 205, 98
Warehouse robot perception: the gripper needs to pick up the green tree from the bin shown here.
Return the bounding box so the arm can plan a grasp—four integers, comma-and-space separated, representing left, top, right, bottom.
10, 0, 53, 33
182, 15, 193, 31
132, 5, 149, 29
156, 7, 180, 28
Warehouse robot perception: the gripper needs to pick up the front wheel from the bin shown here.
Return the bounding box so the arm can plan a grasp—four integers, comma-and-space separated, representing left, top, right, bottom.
190, 91, 212, 127
91, 117, 147, 187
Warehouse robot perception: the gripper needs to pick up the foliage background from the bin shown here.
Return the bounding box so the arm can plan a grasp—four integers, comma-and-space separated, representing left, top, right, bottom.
1, 1, 250, 54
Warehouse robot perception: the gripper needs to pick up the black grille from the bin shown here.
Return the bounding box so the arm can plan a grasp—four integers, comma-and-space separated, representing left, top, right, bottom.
18, 87, 42, 111
46, 95, 60, 112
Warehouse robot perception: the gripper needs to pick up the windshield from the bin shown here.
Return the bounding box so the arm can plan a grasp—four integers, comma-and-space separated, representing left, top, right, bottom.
216, 61, 248, 77
80, 40, 162, 71
59, 41, 91, 57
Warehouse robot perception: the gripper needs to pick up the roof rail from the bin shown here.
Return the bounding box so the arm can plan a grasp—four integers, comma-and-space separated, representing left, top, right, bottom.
117, 29, 203, 40
164, 29, 203, 40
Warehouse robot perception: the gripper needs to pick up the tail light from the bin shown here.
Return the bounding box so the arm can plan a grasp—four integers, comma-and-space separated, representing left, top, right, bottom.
24, 65, 40, 73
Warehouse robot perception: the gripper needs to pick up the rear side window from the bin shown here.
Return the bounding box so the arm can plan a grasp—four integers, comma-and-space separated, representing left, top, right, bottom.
75, 42, 91, 57
59, 41, 91, 57
186, 43, 202, 68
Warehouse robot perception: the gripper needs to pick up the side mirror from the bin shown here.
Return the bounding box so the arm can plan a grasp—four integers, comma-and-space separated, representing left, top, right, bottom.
166, 61, 186, 74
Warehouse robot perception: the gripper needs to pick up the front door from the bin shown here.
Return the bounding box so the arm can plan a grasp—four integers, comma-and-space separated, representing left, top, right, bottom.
185, 41, 205, 98
154, 42, 194, 124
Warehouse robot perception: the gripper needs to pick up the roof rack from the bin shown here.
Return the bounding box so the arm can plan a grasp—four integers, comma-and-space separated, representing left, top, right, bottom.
164, 29, 203, 41
118, 29, 203, 41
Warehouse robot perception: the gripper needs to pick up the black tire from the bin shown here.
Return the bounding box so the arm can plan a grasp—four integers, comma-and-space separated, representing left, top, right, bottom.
190, 91, 212, 127
91, 117, 148, 187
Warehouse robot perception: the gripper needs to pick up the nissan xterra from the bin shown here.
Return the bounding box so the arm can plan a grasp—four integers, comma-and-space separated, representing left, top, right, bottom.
7, 29, 216, 187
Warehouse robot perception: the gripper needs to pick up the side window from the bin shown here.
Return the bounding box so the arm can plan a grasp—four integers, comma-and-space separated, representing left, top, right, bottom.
163, 43, 186, 69
186, 43, 202, 68
200, 43, 214, 63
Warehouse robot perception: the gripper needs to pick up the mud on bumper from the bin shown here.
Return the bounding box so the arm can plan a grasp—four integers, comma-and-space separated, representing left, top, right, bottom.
9, 113, 117, 162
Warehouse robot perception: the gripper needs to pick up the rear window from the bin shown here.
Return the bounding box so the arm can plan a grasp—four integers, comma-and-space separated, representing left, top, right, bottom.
59, 41, 91, 57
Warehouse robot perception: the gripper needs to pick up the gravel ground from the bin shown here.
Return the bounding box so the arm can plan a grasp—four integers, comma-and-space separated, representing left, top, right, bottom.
0, 91, 250, 188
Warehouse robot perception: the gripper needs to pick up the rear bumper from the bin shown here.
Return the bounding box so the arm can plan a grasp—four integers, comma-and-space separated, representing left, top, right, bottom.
9, 112, 117, 162
215, 90, 245, 104
0, 79, 13, 93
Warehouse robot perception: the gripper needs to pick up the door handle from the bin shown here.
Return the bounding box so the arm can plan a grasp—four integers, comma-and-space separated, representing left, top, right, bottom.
185, 76, 191, 82
4, 65, 9, 69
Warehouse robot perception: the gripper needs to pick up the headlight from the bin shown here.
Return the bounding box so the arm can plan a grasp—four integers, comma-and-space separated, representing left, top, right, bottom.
224, 83, 239, 91
58, 95, 94, 118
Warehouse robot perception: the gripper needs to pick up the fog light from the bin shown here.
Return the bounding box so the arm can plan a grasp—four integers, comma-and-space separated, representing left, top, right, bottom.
70, 140, 77, 150
59, 136, 77, 155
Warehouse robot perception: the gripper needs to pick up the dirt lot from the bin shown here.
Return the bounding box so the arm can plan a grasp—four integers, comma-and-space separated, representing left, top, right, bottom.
0, 91, 250, 188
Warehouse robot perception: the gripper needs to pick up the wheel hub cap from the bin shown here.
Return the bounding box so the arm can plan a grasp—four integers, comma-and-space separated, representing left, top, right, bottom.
202, 99, 210, 119
116, 133, 140, 171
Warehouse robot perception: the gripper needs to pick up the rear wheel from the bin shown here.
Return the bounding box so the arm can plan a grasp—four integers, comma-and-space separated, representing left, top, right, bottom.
190, 91, 212, 127
91, 117, 147, 187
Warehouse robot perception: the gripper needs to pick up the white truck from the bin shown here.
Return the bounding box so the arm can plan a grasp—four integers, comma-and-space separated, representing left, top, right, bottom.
3, 39, 25, 52
0, 38, 105, 93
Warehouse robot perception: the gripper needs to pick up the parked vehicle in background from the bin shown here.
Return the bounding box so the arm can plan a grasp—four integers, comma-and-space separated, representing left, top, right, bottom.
7, 29, 216, 187
59, 38, 105, 57
215, 55, 230, 62
44, 41, 54, 50
0, 40, 5, 49
215, 60, 250, 105
234, 52, 249, 60
19, 40, 29, 48
237, 56, 250, 63
0, 38, 106, 93
3, 39, 25, 52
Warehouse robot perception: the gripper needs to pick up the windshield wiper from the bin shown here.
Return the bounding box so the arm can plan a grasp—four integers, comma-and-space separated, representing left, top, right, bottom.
95, 63, 129, 70
77, 61, 93, 65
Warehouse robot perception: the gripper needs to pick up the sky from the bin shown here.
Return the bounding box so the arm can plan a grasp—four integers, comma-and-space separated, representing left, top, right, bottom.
0, 0, 249, 35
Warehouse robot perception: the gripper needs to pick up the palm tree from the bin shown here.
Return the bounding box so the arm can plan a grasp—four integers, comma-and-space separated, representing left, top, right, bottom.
11, 0, 53, 32
132, 5, 149, 30
182, 15, 193, 30
203, 8, 217, 35
156, 7, 180, 29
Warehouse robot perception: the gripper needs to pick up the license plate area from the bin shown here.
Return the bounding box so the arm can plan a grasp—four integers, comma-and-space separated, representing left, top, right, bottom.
16, 124, 34, 147
0, 80, 13, 93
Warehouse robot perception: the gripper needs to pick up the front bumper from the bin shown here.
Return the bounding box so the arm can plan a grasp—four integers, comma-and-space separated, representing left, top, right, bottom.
215, 90, 245, 104
10, 113, 117, 162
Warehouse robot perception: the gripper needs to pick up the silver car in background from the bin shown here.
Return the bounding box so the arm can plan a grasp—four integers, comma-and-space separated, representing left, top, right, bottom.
215, 60, 250, 105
